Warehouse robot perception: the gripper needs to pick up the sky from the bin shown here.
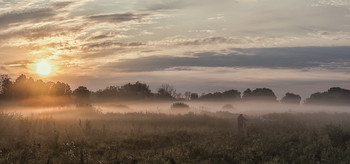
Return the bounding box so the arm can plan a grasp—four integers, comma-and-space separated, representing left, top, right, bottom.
1, 0, 350, 98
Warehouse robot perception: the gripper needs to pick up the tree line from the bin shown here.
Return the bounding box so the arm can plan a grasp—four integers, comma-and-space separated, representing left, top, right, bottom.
1, 74, 350, 105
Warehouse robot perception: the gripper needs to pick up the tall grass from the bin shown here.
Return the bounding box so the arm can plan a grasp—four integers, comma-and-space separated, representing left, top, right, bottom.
1, 108, 350, 163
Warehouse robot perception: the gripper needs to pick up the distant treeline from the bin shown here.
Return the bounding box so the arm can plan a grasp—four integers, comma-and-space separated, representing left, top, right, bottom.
1, 74, 350, 105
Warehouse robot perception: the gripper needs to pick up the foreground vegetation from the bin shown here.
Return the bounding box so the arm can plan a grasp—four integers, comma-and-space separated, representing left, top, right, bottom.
1, 107, 350, 163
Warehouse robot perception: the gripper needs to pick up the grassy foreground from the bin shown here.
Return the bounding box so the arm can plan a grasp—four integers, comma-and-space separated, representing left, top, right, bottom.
1, 107, 350, 163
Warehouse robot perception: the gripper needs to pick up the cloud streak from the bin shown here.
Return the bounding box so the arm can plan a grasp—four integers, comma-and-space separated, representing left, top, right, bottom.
0, 8, 56, 28
103, 47, 350, 72
88, 13, 150, 23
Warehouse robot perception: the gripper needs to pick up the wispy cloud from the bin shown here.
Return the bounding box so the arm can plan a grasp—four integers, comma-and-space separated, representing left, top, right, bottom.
5, 60, 31, 68
88, 13, 150, 23
102, 47, 350, 72
0, 8, 56, 28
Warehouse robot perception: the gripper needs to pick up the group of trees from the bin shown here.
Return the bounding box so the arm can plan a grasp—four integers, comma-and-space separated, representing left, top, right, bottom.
197, 88, 302, 104
1, 74, 350, 106
305, 87, 350, 105
95, 82, 153, 100
0, 74, 72, 100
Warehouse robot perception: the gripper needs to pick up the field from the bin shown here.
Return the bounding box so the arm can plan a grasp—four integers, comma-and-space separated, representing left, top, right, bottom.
1, 105, 350, 164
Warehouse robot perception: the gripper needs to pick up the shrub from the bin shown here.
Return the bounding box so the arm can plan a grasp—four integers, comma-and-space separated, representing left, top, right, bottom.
222, 104, 235, 110
171, 102, 190, 110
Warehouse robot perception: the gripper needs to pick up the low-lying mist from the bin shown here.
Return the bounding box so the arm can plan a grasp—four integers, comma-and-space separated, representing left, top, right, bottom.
1, 100, 350, 118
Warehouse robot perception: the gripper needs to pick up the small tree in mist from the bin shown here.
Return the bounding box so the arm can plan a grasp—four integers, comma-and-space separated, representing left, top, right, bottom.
190, 93, 199, 100
119, 81, 152, 100
281, 93, 301, 104
73, 86, 90, 98
156, 84, 176, 99
184, 91, 191, 100
73, 86, 91, 106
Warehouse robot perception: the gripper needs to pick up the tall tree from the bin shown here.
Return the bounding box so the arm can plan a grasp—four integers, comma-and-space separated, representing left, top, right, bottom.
281, 93, 301, 104
0, 75, 12, 99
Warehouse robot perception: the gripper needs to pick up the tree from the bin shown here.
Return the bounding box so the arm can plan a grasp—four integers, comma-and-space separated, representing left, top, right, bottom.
199, 89, 241, 100
242, 88, 277, 102
305, 87, 350, 105
184, 91, 191, 100
0, 75, 12, 99
281, 93, 301, 104
73, 86, 90, 99
190, 93, 199, 100
11, 74, 31, 99
242, 88, 252, 99
161, 84, 176, 97
119, 81, 152, 99
222, 89, 241, 99
156, 88, 173, 99
50, 81, 72, 96
95, 86, 120, 99
156, 84, 176, 99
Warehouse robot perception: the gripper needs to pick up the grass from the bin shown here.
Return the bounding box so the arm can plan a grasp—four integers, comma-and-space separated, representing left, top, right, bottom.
1, 107, 350, 163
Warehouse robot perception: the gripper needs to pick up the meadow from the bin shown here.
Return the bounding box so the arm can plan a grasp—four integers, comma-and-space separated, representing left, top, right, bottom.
1, 104, 350, 164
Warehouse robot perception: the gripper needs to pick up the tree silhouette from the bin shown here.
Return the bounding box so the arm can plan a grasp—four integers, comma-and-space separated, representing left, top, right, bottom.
50, 81, 72, 96
73, 86, 90, 98
184, 91, 191, 100
223, 89, 241, 99
119, 81, 152, 99
281, 93, 301, 104
156, 88, 173, 99
242, 88, 277, 102
242, 88, 252, 99
199, 89, 241, 100
0, 75, 12, 99
73, 86, 91, 106
190, 93, 199, 100
305, 87, 350, 105
0, 74, 73, 101
156, 84, 176, 99
95, 86, 120, 99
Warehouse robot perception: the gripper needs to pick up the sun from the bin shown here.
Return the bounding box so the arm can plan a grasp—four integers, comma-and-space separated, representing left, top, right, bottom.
35, 59, 53, 76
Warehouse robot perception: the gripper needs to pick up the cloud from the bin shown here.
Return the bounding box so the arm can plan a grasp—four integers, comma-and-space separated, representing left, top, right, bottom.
0, 24, 83, 42
82, 41, 145, 50
308, 30, 350, 40
5, 60, 31, 68
0, 8, 56, 28
313, 0, 350, 7
51, 1, 74, 9
0, 1, 76, 29
179, 37, 242, 46
88, 13, 150, 23
102, 46, 350, 72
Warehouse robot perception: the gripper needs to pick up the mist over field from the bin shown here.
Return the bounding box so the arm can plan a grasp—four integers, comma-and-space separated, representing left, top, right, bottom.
3, 101, 350, 116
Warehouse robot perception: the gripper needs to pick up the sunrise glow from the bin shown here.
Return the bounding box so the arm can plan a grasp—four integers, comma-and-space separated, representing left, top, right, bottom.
35, 59, 52, 76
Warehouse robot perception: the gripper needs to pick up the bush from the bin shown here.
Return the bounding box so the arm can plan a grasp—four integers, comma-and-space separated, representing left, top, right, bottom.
222, 104, 235, 110
171, 102, 190, 110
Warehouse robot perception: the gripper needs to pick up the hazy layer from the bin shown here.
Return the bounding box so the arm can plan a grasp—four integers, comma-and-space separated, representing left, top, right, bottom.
1, 101, 349, 117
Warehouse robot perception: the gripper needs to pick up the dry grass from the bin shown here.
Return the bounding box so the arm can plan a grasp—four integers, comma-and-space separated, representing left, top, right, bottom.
1, 107, 350, 163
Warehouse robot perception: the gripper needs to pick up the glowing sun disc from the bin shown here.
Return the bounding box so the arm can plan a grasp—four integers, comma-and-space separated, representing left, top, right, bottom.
35, 59, 52, 76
